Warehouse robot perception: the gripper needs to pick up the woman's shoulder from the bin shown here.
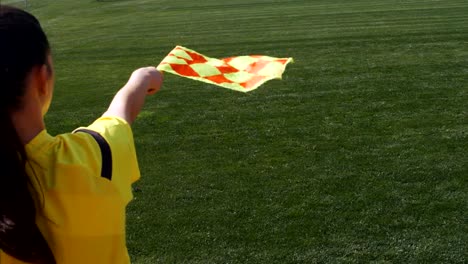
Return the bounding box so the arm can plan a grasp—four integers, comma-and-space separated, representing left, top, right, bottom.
27, 116, 132, 159
26, 115, 140, 202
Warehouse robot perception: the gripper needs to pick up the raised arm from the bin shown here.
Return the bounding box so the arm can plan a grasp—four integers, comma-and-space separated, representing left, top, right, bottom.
103, 67, 163, 124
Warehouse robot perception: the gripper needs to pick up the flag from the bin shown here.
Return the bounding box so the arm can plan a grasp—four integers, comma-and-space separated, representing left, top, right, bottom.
157, 46, 293, 92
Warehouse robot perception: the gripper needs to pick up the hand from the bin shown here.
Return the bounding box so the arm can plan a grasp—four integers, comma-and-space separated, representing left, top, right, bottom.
104, 67, 163, 124
127, 67, 163, 95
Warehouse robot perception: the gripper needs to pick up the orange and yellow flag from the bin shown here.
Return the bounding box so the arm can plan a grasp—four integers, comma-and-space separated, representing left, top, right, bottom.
157, 46, 293, 92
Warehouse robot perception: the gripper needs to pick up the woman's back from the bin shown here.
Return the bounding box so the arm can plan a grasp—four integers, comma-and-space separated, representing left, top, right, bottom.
1, 116, 140, 264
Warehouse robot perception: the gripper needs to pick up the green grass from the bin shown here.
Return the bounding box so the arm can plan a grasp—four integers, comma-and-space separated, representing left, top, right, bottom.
6, 0, 468, 262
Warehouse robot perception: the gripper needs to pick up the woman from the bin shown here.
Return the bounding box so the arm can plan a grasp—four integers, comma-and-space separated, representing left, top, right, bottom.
0, 5, 163, 263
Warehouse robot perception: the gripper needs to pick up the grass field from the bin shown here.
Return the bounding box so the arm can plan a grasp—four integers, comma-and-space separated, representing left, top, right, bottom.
5, 0, 468, 262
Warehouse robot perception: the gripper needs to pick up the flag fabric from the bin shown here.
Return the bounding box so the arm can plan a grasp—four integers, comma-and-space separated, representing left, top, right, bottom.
157, 46, 293, 92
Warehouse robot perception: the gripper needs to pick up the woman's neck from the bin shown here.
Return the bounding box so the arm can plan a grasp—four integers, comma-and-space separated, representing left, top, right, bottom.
10, 100, 46, 145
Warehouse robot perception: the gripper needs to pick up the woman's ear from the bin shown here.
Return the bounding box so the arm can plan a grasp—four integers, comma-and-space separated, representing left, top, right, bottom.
45, 54, 54, 77
36, 60, 54, 116
37, 64, 51, 97
38, 55, 54, 96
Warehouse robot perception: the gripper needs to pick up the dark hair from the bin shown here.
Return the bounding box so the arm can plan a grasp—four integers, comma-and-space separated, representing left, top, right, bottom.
0, 5, 55, 264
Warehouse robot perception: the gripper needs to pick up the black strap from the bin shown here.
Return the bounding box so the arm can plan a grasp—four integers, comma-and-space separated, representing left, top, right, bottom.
74, 129, 113, 180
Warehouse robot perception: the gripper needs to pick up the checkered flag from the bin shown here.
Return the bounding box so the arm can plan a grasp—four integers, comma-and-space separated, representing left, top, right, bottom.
157, 46, 293, 92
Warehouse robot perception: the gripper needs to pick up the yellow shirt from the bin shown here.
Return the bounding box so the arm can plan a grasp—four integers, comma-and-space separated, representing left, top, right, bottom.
0, 116, 140, 264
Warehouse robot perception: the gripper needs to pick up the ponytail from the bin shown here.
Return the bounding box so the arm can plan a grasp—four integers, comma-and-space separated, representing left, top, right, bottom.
0, 5, 56, 263
0, 110, 55, 264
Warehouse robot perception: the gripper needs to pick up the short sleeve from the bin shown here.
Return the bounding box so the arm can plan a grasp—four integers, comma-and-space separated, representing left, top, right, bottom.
73, 116, 140, 204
